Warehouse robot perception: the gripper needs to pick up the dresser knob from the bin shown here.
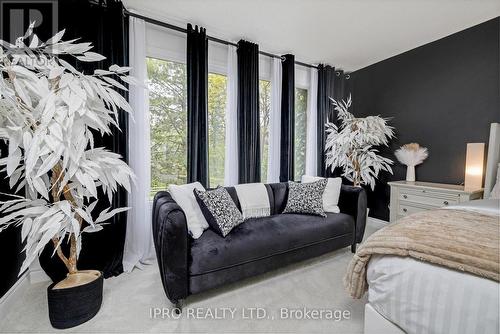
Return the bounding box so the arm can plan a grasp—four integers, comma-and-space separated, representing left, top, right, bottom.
403, 195, 408, 199
403, 208, 407, 212
443, 201, 449, 205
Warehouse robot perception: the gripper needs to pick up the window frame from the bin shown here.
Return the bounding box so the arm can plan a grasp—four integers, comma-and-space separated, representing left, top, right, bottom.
145, 25, 317, 188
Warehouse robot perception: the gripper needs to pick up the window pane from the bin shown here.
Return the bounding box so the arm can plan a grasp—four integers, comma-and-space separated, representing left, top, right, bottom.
259, 80, 271, 182
294, 88, 308, 181
147, 58, 187, 197
208, 73, 227, 187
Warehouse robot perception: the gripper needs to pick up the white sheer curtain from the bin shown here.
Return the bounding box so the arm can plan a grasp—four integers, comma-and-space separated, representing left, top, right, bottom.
123, 16, 155, 272
305, 67, 318, 176
267, 57, 282, 182
224, 45, 239, 186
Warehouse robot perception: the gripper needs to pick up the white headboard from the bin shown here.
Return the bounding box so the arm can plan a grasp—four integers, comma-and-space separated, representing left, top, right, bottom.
484, 123, 500, 198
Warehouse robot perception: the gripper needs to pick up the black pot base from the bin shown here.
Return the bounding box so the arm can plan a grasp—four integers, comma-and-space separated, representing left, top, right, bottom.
47, 272, 103, 329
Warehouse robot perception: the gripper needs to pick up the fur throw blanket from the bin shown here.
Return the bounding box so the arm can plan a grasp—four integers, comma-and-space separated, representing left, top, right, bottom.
344, 209, 500, 299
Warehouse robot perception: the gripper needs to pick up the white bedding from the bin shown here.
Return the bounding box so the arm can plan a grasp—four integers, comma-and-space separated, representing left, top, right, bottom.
444, 198, 500, 216
367, 255, 499, 334
366, 199, 500, 334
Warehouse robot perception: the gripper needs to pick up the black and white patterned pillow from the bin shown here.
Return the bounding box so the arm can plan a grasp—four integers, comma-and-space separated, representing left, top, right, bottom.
283, 179, 328, 217
194, 186, 244, 237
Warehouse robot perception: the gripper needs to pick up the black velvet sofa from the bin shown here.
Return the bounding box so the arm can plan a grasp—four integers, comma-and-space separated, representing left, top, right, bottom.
152, 182, 367, 310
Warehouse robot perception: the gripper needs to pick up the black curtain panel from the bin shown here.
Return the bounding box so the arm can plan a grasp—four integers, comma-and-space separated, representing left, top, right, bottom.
316, 64, 336, 177
39, 0, 129, 282
317, 65, 352, 178
0, 143, 25, 298
237, 40, 261, 184
0, 0, 56, 298
333, 70, 351, 118
280, 54, 295, 182
186, 24, 209, 187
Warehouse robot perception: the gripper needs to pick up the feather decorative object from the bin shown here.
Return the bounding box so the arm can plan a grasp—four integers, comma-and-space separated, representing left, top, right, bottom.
394, 143, 428, 181
325, 95, 394, 190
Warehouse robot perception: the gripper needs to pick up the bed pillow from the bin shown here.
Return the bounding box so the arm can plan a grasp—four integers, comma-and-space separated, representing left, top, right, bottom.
283, 179, 328, 217
490, 163, 500, 199
301, 175, 342, 213
194, 186, 244, 237
168, 182, 209, 239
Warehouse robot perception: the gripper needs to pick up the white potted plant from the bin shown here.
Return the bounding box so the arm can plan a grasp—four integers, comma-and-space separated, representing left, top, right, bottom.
325, 95, 394, 190
0, 24, 135, 328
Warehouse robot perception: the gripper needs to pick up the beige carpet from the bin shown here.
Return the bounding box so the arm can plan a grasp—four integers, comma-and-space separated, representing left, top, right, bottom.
0, 221, 383, 334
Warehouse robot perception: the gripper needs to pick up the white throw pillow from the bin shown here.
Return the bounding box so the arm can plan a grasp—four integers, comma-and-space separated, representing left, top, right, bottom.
168, 182, 209, 239
301, 175, 342, 213
490, 163, 500, 199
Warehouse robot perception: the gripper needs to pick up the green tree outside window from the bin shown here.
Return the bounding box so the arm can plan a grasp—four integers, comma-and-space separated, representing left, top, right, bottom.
294, 88, 308, 181
147, 58, 188, 197
259, 80, 271, 182
208, 73, 227, 187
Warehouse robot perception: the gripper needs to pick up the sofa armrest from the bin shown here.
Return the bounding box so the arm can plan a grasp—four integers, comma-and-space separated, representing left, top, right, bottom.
338, 185, 368, 243
152, 191, 189, 303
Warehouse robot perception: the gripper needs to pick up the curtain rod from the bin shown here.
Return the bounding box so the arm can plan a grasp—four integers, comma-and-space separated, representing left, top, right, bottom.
124, 10, 318, 69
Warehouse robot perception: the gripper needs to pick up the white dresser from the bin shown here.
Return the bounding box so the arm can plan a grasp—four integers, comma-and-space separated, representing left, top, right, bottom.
388, 181, 484, 223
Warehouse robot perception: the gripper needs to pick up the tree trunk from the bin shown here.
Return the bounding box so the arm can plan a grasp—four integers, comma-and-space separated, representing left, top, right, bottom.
352, 157, 362, 187
51, 164, 80, 275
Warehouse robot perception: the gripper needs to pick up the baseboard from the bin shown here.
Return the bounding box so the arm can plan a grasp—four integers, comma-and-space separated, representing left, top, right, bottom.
368, 217, 389, 227
28, 258, 51, 284
0, 272, 28, 317
28, 268, 51, 284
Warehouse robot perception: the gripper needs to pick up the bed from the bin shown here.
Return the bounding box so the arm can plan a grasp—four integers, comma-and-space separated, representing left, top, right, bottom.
362, 123, 500, 334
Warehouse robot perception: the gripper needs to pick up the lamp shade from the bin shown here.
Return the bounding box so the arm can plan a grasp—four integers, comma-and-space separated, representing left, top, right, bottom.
464, 143, 485, 191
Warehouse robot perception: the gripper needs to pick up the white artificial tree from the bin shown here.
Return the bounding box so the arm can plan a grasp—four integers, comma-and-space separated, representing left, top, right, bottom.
0, 23, 135, 279
325, 95, 394, 190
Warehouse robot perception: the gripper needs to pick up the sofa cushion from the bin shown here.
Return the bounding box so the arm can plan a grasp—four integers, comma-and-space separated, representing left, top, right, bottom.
283, 180, 328, 217
194, 187, 244, 237
167, 182, 209, 239
301, 175, 342, 213
189, 212, 354, 275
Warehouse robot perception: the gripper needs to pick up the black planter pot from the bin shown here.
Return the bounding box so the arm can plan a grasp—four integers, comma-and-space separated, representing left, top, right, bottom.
47, 272, 103, 329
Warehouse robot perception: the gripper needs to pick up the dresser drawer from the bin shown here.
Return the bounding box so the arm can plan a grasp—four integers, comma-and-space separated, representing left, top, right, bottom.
398, 203, 428, 217
399, 189, 458, 207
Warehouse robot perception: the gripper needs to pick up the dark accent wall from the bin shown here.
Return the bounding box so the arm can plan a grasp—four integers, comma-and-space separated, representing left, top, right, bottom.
351, 17, 500, 221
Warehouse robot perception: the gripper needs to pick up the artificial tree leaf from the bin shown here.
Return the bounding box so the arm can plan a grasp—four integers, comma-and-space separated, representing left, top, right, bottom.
83, 224, 103, 233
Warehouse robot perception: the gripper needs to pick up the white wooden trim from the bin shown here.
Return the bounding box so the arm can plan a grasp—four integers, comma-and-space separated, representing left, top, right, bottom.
484, 122, 500, 198
28, 258, 51, 284
28, 268, 51, 284
368, 217, 389, 227
0, 272, 28, 317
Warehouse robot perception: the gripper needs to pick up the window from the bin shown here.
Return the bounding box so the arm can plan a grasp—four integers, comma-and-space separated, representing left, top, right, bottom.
294, 88, 308, 181
208, 73, 228, 187
147, 58, 187, 196
259, 80, 271, 182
